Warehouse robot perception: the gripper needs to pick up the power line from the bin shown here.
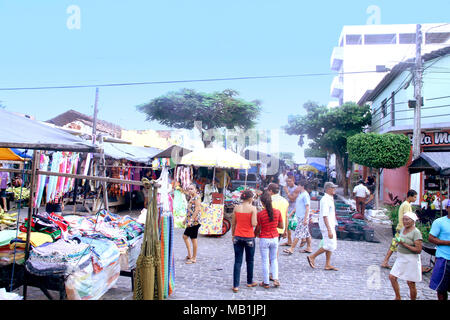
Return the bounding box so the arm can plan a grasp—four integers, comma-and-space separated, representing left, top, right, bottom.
0, 70, 383, 91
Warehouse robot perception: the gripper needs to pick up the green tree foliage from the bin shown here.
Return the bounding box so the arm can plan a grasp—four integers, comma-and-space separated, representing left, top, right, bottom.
137, 88, 261, 131
285, 101, 371, 193
304, 148, 327, 158
347, 133, 411, 169
347, 132, 411, 209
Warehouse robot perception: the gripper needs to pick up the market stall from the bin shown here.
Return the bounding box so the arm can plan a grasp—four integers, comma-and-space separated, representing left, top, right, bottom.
0, 109, 172, 300
409, 152, 450, 219
179, 147, 251, 236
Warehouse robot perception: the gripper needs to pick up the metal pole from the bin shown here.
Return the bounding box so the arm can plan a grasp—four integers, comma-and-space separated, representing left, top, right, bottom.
22, 150, 39, 300
412, 24, 423, 160
92, 87, 99, 145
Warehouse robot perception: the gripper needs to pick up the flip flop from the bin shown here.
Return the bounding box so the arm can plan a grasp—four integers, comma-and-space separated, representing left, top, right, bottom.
185, 258, 196, 264
306, 256, 315, 269
283, 249, 294, 255
422, 267, 432, 274
280, 243, 292, 247
299, 249, 313, 253
246, 282, 258, 287
259, 282, 270, 289
324, 266, 339, 271
381, 265, 392, 269
273, 280, 281, 287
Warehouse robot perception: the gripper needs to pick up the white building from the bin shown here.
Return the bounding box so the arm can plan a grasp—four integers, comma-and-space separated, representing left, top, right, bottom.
329, 23, 450, 107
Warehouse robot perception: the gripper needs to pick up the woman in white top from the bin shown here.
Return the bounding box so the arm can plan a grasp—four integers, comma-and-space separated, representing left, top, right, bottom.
389, 211, 423, 300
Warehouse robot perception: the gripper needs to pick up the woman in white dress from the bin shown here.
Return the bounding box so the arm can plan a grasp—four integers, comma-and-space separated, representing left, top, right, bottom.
389, 211, 423, 300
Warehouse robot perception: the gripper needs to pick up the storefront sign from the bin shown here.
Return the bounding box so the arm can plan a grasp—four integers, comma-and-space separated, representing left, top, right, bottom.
406, 131, 450, 147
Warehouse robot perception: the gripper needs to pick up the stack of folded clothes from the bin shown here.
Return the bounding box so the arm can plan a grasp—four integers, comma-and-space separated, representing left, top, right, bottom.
0, 230, 24, 266
25, 238, 91, 276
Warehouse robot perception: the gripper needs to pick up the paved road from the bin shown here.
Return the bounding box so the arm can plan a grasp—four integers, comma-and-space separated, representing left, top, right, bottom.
13, 202, 438, 300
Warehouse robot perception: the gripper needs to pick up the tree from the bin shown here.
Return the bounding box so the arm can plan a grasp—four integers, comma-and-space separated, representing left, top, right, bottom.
285, 101, 371, 195
137, 88, 262, 147
347, 132, 411, 209
304, 148, 327, 158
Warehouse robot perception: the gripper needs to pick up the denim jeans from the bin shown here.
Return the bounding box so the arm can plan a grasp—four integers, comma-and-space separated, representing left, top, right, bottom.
259, 237, 279, 284
233, 236, 255, 288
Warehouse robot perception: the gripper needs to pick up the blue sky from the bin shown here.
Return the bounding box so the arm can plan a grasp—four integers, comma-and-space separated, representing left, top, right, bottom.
0, 0, 449, 162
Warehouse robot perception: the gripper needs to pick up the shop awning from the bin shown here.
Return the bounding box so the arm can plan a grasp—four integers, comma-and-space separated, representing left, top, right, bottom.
152, 145, 192, 159
101, 142, 162, 163
309, 162, 326, 173
0, 148, 24, 161
409, 152, 450, 176
0, 109, 99, 152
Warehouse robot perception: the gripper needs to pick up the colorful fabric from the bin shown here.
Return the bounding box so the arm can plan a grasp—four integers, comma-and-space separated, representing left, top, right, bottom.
199, 203, 224, 235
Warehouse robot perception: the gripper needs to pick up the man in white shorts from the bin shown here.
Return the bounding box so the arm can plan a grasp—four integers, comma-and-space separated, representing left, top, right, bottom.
307, 181, 339, 271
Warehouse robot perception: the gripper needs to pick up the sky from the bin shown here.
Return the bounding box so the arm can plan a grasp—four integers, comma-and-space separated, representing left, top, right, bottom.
0, 0, 449, 163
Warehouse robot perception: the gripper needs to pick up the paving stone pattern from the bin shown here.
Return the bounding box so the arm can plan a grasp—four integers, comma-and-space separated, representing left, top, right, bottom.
15, 200, 438, 300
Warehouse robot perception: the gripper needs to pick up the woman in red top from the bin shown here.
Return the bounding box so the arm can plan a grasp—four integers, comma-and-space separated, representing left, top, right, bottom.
231, 190, 258, 293
255, 191, 283, 288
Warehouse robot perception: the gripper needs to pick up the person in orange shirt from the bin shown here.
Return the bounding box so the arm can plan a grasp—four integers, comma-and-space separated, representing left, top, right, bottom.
231, 190, 258, 293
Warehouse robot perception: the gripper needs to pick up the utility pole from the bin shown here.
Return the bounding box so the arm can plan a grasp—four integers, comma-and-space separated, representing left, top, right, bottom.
412, 24, 423, 160
92, 87, 99, 144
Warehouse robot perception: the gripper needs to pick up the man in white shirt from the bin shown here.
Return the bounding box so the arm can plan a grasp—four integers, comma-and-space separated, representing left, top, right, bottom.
307, 182, 339, 271
278, 169, 288, 197
353, 180, 370, 217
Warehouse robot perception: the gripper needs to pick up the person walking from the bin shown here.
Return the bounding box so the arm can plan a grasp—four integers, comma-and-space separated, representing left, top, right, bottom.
0, 164, 9, 213
428, 201, 450, 300
266, 183, 289, 245
283, 179, 312, 254
254, 192, 283, 288
330, 170, 337, 184
389, 211, 423, 300
353, 180, 370, 218
278, 169, 288, 197
231, 190, 258, 293
307, 182, 339, 271
183, 184, 202, 264
381, 189, 418, 269
281, 176, 297, 246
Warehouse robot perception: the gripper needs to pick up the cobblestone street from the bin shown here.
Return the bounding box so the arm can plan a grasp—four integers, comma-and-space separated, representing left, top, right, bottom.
15, 198, 438, 301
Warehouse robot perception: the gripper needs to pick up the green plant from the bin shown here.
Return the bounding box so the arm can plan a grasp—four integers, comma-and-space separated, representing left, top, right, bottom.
416, 222, 431, 243
385, 204, 400, 228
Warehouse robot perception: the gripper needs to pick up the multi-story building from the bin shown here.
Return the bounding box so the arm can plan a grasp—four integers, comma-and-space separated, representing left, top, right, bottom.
358, 46, 450, 204
329, 23, 450, 107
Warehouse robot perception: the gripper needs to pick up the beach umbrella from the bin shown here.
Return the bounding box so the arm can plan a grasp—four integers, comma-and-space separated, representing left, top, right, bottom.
179, 146, 251, 169
134, 178, 163, 300
298, 165, 319, 173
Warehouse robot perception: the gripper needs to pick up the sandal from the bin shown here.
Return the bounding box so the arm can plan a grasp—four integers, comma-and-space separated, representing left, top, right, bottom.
299, 249, 313, 253
185, 258, 196, 264
185, 256, 192, 261
306, 256, 315, 269
273, 280, 281, 287
283, 249, 294, 255
259, 282, 270, 289
232, 287, 239, 293
246, 282, 258, 287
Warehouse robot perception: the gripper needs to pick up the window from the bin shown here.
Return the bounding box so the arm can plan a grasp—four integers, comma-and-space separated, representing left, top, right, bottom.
364, 33, 397, 45
381, 99, 387, 118
346, 34, 362, 45
399, 33, 416, 44
425, 32, 450, 44
391, 92, 395, 127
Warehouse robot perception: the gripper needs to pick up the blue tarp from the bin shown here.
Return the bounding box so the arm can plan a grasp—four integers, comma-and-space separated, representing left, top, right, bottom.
309, 162, 326, 172
11, 148, 33, 159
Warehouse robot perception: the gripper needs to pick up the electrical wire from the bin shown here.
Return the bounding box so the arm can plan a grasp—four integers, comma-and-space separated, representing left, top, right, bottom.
0, 70, 383, 91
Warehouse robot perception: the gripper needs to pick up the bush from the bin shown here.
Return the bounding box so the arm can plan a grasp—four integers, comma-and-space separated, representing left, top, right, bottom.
416, 222, 431, 243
